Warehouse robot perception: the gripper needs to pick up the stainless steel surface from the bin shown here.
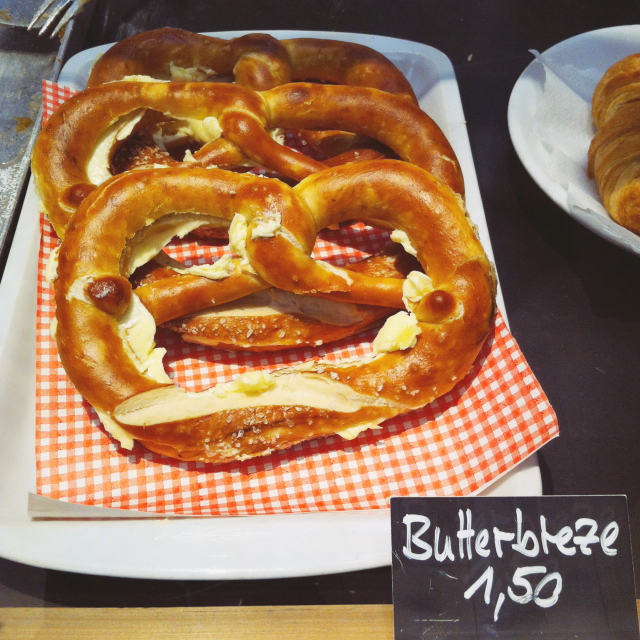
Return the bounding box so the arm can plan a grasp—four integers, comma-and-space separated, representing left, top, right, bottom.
0, 2, 95, 274
0, 27, 56, 263
0, 0, 47, 28
0, 0, 92, 33
28, 0, 88, 39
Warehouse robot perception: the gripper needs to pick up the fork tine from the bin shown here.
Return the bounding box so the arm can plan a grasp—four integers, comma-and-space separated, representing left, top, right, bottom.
27, 0, 57, 30
37, 0, 72, 37
49, 0, 82, 38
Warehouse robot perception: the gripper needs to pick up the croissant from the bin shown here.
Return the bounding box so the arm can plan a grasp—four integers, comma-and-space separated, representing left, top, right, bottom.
588, 54, 640, 234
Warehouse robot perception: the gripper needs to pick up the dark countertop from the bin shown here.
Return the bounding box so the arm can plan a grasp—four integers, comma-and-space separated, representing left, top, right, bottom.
1, 0, 640, 607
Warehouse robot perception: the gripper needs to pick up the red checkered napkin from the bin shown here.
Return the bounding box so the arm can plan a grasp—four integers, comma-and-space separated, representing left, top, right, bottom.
35, 81, 558, 515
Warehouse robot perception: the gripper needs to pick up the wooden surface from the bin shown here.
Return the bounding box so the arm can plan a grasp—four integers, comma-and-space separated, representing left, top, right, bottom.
1, 603, 639, 639
0, 605, 394, 639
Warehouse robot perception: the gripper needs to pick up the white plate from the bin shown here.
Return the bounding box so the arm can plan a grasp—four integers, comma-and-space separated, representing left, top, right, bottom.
0, 31, 541, 579
508, 25, 640, 255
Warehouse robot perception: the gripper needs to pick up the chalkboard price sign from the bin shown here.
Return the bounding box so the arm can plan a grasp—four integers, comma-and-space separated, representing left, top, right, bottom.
390, 496, 638, 639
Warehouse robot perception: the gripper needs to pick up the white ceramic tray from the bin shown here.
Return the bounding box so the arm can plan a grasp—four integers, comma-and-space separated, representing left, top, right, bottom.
508, 25, 640, 255
0, 31, 541, 579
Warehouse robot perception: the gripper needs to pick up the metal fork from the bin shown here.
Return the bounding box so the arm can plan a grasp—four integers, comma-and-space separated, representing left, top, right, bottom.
27, 0, 84, 38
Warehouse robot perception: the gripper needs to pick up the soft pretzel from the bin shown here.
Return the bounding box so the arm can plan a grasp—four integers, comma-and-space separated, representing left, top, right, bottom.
589, 54, 640, 234
52, 163, 494, 463
86, 28, 417, 103
87, 28, 413, 183
32, 81, 462, 239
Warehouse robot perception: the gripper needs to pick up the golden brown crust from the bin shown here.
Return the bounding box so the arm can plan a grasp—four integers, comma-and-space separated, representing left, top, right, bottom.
86, 275, 132, 315
52, 163, 494, 463
282, 38, 415, 100
323, 148, 385, 167
128, 404, 400, 464
55, 168, 306, 411
246, 160, 485, 312
136, 271, 270, 326
87, 28, 416, 103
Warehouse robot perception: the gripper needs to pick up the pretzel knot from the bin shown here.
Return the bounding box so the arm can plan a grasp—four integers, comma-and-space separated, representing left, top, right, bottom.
53, 163, 494, 463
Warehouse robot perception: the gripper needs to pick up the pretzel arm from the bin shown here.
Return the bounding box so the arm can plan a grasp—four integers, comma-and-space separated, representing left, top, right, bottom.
164, 292, 393, 352
263, 84, 464, 195
135, 242, 412, 326
217, 110, 326, 179
246, 160, 487, 320
156, 243, 417, 351
136, 271, 270, 325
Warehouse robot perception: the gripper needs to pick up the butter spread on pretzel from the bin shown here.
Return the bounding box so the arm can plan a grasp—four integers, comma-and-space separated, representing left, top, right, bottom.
162, 280, 398, 353
116, 293, 171, 384
228, 214, 249, 260
174, 289, 382, 326
124, 214, 218, 273
87, 110, 148, 185
372, 312, 421, 353
65, 274, 97, 303
96, 410, 135, 450
169, 61, 217, 82
154, 252, 235, 281
402, 271, 434, 310
45, 246, 60, 284
120, 75, 169, 83
390, 229, 418, 257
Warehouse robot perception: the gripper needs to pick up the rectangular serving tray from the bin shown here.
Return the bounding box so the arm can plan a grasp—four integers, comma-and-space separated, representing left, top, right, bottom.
0, 30, 541, 579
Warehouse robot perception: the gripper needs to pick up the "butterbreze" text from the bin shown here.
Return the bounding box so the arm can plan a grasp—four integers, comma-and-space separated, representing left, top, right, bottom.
402, 508, 619, 561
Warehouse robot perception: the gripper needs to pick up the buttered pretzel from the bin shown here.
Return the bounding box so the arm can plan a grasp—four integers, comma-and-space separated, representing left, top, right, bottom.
86, 28, 417, 103
589, 54, 640, 234
33, 81, 462, 239
52, 163, 494, 463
